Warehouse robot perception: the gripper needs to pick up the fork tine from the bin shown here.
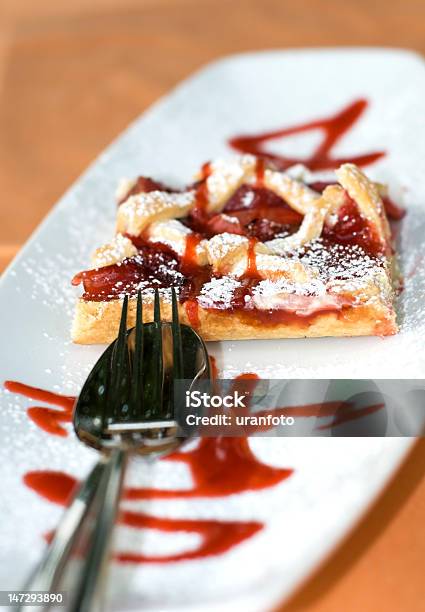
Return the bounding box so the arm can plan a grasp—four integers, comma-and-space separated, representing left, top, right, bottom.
171, 287, 183, 380
106, 295, 129, 424
154, 288, 161, 324
151, 289, 163, 418
130, 290, 144, 419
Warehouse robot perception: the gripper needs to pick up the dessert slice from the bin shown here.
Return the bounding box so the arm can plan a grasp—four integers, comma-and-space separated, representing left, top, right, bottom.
72, 156, 398, 344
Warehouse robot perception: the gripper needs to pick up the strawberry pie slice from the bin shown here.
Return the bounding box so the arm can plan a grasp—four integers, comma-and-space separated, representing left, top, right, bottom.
72, 156, 398, 344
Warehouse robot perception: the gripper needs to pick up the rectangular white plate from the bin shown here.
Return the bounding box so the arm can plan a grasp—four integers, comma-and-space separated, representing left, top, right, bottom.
0, 48, 423, 611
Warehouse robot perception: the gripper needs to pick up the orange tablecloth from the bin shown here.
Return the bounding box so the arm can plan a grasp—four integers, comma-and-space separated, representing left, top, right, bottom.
0, 1, 424, 610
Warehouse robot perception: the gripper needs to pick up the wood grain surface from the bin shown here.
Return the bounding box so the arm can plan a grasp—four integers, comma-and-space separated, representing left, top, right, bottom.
0, 1, 424, 610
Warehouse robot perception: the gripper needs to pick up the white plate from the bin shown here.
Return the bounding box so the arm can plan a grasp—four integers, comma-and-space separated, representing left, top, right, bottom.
0, 48, 423, 611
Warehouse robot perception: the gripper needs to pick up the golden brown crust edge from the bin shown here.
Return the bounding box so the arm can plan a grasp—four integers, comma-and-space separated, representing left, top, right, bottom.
72, 297, 398, 344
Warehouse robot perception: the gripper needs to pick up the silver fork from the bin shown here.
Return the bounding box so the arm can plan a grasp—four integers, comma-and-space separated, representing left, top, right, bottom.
23, 288, 210, 612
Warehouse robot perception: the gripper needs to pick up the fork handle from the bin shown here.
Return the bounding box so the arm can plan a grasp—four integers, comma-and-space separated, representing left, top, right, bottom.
22, 448, 127, 612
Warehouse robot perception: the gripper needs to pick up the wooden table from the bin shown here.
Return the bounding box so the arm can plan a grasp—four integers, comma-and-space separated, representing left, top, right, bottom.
0, 1, 424, 610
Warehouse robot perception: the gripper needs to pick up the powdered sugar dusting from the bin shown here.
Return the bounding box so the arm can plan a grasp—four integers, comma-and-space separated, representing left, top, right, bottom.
253, 277, 326, 299
198, 277, 242, 309
118, 190, 195, 235
205, 232, 249, 264
92, 233, 137, 268
293, 238, 384, 282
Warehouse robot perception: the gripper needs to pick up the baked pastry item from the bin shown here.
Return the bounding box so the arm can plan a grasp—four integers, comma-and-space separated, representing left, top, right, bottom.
72, 156, 398, 344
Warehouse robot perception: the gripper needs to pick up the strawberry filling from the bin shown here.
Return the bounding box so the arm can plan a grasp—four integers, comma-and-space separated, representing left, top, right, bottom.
74, 176, 396, 326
